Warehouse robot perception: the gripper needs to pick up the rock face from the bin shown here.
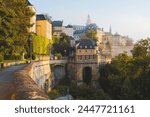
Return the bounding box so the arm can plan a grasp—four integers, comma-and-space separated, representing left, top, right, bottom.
14, 63, 49, 100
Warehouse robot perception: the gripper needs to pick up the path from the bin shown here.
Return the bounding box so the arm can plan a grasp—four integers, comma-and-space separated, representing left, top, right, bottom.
0, 64, 27, 99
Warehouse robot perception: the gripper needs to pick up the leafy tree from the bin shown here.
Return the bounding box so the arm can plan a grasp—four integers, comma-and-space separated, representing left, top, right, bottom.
52, 33, 70, 56
0, 0, 34, 60
131, 38, 150, 58
86, 30, 97, 39
99, 38, 150, 100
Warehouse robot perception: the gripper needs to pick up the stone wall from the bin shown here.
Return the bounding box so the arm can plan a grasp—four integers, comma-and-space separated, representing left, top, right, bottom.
29, 61, 51, 90
2, 61, 27, 68
68, 63, 99, 86
14, 61, 51, 100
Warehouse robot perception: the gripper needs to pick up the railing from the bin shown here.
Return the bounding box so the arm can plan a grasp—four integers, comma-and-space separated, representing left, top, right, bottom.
50, 59, 68, 64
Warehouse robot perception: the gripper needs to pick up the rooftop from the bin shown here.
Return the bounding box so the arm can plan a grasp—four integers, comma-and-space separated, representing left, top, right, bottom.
52, 21, 63, 27
77, 39, 97, 49
26, 0, 33, 6
36, 14, 52, 23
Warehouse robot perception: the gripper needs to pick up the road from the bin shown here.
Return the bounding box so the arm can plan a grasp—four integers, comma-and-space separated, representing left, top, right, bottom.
0, 64, 27, 100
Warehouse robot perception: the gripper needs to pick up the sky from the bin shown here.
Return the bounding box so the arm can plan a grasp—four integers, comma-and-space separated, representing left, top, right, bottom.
29, 0, 150, 42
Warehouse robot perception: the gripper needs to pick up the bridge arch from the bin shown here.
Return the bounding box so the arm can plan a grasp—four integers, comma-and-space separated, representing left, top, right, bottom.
51, 64, 66, 83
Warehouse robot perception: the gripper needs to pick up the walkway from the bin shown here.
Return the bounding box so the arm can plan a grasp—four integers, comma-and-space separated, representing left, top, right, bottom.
0, 64, 27, 99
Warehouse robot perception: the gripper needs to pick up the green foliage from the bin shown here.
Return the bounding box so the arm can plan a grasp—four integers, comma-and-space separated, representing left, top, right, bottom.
99, 38, 150, 99
54, 53, 62, 59
32, 34, 50, 55
54, 85, 69, 96
48, 89, 59, 100
132, 38, 150, 58
52, 34, 70, 56
0, 0, 34, 60
85, 30, 98, 40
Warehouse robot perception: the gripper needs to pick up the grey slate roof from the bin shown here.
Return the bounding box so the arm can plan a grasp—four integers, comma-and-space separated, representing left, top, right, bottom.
85, 23, 99, 32
65, 25, 73, 28
36, 14, 52, 23
52, 21, 63, 27
77, 39, 96, 49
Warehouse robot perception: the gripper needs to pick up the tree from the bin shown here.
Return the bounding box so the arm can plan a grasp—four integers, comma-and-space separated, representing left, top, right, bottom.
131, 38, 150, 58
0, 0, 34, 60
85, 30, 98, 40
99, 38, 150, 99
52, 33, 70, 57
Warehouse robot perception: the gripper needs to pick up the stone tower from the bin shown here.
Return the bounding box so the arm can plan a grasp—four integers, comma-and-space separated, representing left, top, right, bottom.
68, 38, 100, 87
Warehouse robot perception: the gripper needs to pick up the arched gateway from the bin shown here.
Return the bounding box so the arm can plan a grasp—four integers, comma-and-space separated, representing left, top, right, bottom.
83, 67, 92, 85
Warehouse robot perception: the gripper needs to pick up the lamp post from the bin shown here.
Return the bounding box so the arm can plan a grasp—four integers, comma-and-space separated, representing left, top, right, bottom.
28, 34, 32, 63
38, 46, 40, 61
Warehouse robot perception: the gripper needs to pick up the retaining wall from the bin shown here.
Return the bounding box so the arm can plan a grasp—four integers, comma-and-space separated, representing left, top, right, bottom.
14, 61, 51, 100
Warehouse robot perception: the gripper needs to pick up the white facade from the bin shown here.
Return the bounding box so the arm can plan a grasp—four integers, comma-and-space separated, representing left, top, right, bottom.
63, 26, 74, 37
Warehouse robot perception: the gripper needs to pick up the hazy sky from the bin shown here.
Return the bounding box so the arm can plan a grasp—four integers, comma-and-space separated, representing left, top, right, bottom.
29, 0, 150, 42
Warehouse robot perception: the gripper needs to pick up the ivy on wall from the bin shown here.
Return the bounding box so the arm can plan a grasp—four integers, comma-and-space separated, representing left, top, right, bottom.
32, 34, 50, 55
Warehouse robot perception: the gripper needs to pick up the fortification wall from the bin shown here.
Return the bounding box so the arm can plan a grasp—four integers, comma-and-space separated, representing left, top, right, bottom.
14, 61, 51, 100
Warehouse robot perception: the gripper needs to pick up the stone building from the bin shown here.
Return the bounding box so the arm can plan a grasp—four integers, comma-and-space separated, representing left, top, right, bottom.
68, 38, 109, 86
36, 14, 52, 40
52, 20, 64, 37
63, 25, 74, 37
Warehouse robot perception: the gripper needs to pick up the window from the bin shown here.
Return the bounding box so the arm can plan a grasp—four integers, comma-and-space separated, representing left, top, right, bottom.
85, 46, 87, 48
93, 55, 95, 59
80, 55, 82, 60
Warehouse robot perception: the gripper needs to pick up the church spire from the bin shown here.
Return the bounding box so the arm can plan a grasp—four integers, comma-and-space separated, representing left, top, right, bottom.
109, 25, 112, 34
86, 14, 91, 26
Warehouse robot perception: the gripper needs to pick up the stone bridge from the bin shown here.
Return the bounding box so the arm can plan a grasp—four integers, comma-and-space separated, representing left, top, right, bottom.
50, 59, 68, 86
14, 61, 51, 99
14, 59, 68, 99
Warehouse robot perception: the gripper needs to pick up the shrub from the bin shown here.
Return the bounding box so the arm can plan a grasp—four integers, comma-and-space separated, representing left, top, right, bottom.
48, 89, 59, 99
55, 53, 62, 59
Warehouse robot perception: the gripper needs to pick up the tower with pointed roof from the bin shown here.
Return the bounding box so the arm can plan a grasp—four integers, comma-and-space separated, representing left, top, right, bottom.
86, 15, 92, 26
109, 25, 112, 34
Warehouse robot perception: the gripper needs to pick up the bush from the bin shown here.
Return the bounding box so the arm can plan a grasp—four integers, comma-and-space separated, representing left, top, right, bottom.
55, 53, 62, 59
48, 89, 59, 99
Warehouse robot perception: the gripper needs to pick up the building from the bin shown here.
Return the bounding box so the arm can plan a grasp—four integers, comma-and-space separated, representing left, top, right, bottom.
68, 38, 100, 86
36, 14, 52, 40
63, 25, 74, 37
27, 0, 36, 33
52, 21, 64, 37
104, 26, 133, 58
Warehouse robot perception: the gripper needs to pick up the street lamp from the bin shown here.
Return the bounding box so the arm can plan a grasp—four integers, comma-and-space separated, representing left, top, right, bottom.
28, 34, 32, 63
38, 46, 40, 61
